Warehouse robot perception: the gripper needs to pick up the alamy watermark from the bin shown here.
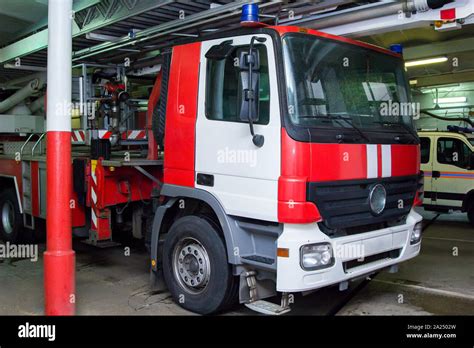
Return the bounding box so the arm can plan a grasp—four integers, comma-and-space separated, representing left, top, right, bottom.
18, 322, 55, 342
379, 101, 420, 120
334, 244, 366, 261
55, 101, 97, 120
217, 147, 258, 167
0, 242, 38, 262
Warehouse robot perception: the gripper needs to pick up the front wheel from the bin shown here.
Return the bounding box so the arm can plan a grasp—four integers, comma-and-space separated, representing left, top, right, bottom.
162, 215, 238, 314
0, 188, 23, 243
468, 203, 474, 226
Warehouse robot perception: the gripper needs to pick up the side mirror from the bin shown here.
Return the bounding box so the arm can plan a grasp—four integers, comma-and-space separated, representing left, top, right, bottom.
238, 36, 266, 148
205, 40, 234, 60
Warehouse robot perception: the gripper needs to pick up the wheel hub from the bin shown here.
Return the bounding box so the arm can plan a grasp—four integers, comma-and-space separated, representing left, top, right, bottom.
173, 238, 210, 294
1, 201, 15, 235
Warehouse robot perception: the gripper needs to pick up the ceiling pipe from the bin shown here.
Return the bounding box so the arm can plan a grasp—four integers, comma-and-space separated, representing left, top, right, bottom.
6, 103, 32, 116
288, 0, 454, 29
0, 77, 45, 113
287, 2, 403, 28
421, 110, 474, 127
0, 72, 47, 89
4, 63, 47, 72
407, 0, 455, 12
30, 95, 46, 113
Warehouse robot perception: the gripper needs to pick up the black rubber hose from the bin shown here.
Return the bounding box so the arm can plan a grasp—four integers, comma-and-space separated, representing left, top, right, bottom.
420, 110, 474, 127
427, 0, 455, 10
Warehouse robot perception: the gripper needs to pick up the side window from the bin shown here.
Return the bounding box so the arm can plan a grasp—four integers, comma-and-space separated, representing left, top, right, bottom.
437, 137, 472, 169
420, 137, 431, 164
205, 44, 270, 125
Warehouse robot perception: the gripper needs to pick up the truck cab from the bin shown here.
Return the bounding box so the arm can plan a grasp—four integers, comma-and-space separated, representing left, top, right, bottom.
148, 24, 424, 314
419, 129, 474, 224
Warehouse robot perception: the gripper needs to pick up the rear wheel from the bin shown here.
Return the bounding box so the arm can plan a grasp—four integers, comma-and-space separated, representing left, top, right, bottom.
0, 189, 23, 243
162, 215, 238, 314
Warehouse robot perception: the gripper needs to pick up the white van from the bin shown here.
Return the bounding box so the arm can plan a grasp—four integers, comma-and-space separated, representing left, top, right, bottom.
419, 129, 474, 225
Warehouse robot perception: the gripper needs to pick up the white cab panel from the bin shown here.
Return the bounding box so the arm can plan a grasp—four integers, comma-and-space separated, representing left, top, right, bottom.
195, 34, 281, 222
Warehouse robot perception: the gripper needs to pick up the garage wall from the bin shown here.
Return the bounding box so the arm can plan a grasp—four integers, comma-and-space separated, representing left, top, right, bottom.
412, 87, 474, 131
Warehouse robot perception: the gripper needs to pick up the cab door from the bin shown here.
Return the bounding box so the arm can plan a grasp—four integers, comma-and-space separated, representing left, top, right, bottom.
432, 135, 473, 209
194, 34, 281, 222
419, 136, 435, 207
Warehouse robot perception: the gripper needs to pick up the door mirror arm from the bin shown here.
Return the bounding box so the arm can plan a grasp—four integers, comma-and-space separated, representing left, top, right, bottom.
246, 36, 266, 148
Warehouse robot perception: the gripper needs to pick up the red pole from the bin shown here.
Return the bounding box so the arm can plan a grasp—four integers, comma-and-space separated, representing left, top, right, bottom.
44, 0, 75, 316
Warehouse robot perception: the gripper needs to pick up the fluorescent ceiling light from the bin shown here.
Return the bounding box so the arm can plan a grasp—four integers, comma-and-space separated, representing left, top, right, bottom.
86, 33, 119, 42
405, 56, 448, 67
420, 83, 461, 94
433, 97, 467, 104
430, 83, 460, 89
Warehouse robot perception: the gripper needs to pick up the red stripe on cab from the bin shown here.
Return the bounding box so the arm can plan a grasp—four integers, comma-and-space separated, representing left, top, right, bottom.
163, 42, 201, 187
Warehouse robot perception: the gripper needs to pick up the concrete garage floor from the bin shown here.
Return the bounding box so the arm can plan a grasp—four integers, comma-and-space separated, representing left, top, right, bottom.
339, 209, 474, 315
0, 208, 473, 316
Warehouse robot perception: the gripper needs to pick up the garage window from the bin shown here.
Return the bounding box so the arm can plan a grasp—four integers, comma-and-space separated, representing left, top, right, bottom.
420, 137, 431, 164
437, 137, 472, 169
205, 45, 270, 125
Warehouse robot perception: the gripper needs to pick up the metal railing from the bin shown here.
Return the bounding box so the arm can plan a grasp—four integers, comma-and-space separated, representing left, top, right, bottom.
31, 132, 46, 156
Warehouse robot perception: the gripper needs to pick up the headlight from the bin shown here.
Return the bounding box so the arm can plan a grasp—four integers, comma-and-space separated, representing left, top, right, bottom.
300, 243, 334, 271
410, 222, 423, 245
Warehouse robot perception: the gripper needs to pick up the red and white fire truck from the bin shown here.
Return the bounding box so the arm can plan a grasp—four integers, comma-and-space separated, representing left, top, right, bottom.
0, 13, 424, 314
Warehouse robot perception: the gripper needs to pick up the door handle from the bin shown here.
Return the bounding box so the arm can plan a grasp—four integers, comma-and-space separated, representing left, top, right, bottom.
197, 173, 214, 187
432, 171, 441, 178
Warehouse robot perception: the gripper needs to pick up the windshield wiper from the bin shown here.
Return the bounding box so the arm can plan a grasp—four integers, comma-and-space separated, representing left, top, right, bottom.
373, 121, 418, 143
300, 114, 371, 143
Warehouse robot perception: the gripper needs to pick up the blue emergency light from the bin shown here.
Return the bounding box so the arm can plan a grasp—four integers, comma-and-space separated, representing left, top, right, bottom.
390, 44, 403, 55
241, 4, 259, 24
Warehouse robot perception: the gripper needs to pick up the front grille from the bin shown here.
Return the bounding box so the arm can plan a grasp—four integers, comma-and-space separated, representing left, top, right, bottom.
307, 175, 418, 232
343, 248, 401, 272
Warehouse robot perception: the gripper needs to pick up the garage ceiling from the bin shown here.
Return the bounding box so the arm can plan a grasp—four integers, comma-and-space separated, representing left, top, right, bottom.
1, 0, 473, 90
0, 0, 361, 84
362, 24, 474, 85
365, 23, 474, 47
0, 0, 48, 46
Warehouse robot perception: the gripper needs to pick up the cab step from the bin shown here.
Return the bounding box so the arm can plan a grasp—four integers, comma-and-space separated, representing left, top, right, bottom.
245, 300, 291, 315
243, 271, 291, 315
241, 255, 274, 265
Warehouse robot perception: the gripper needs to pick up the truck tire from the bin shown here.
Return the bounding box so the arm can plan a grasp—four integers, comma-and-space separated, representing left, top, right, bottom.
162, 215, 238, 314
0, 188, 23, 243
468, 203, 474, 227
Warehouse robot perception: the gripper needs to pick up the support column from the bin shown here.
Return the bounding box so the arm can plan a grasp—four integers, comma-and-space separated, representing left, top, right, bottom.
44, 0, 75, 316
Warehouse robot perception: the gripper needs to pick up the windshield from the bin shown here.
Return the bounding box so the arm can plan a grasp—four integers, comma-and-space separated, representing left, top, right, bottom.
282, 33, 416, 139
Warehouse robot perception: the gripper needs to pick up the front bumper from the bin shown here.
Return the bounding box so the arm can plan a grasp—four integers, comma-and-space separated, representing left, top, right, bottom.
276, 209, 422, 292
